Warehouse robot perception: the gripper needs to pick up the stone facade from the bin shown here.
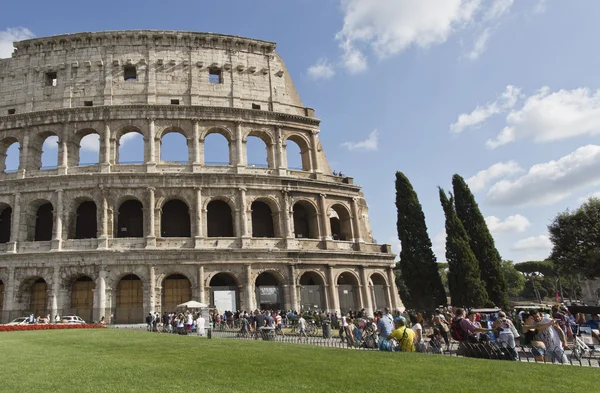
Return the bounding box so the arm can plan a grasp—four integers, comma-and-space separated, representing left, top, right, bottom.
0, 30, 401, 324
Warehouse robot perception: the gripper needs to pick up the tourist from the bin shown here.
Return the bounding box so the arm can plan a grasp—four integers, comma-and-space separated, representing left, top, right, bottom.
376, 310, 394, 351
525, 310, 568, 364
409, 314, 424, 352
298, 314, 308, 342
492, 311, 519, 360
387, 316, 415, 352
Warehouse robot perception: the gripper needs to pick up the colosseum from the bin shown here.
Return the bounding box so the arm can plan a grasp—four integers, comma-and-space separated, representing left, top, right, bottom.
0, 30, 401, 324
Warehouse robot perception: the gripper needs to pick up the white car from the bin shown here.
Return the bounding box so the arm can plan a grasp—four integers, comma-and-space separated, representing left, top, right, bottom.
61, 315, 86, 324
7, 317, 30, 325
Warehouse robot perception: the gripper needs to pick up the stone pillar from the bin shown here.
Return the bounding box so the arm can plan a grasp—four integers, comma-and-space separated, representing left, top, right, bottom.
351, 197, 363, 243
192, 119, 201, 172
146, 118, 156, 172
52, 189, 63, 250
235, 121, 244, 170
318, 194, 331, 240
149, 266, 156, 313
7, 192, 20, 253
198, 266, 205, 304
310, 129, 321, 174
327, 266, 339, 314
98, 191, 109, 249
1, 267, 15, 323
360, 267, 373, 317
289, 264, 299, 311
51, 267, 60, 318
239, 188, 248, 238
387, 266, 402, 311
275, 126, 286, 175
94, 270, 107, 322
281, 190, 293, 239
245, 264, 254, 311
18, 134, 29, 178
146, 187, 156, 248
194, 187, 203, 248
57, 122, 69, 175
101, 121, 111, 172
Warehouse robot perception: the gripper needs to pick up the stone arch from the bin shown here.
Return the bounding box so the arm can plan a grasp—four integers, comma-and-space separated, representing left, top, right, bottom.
250, 200, 275, 238
0, 279, 4, 318
328, 203, 353, 241
116, 198, 144, 238
160, 199, 191, 237
161, 273, 192, 312
208, 272, 240, 311
67, 275, 95, 322
292, 199, 319, 239
17, 276, 48, 317
30, 130, 59, 170
284, 133, 311, 171
336, 270, 360, 315
298, 270, 326, 311
69, 128, 101, 167
115, 126, 145, 164
25, 199, 53, 241
244, 129, 274, 168
202, 127, 233, 166
114, 273, 144, 324
0, 136, 20, 173
72, 199, 98, 239
206, 198, 235, 237
0, 202, 12, 243
159, 127, 189, 164
255, 270, 284, 310
369, 272, 389, 311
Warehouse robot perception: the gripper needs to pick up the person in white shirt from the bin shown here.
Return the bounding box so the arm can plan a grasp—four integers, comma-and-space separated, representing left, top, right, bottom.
409, 314, 424, 352
196, 313, 205, 336
298, 315, 308, 342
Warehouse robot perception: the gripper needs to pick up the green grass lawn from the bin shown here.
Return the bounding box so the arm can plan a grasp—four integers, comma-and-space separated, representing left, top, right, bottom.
0, 329, 596, 392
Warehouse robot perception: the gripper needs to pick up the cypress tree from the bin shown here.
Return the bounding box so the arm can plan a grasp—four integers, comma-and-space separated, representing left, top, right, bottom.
439, 188, 489, 308
452, 174, 509, 309
395, 172, 447, 311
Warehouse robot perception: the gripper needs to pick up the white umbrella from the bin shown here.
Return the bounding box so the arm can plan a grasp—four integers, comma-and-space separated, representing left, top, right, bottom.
176, 300, 208, 309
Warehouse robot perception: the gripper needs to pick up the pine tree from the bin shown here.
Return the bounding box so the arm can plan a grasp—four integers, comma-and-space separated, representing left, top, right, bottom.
439, 187, 489, 308
452, 174, 509, 309
395, 172, 447, 311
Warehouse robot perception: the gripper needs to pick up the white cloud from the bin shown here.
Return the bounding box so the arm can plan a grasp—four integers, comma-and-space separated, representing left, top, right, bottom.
80, 134, 100, 152
341, 130, 378, 151
487, 145, 600, 206
466, 28, 491, 60
0, 27, 35, 59
42, 135, 59, 151
512, 235, 552, 251
485, 214, 530, 235
119, 132, 140, 146
466, 160, 523, 191
307, 58, 336, 80
533, 0, 548, 14
487, 87, 600, 148
483, 0, 514, 21
432, 230, 446, 260
578, 191, 600, 204
450, 85, 521, 133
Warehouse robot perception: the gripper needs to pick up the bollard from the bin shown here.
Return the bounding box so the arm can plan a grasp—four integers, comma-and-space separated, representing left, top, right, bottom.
208, 327, 212, 339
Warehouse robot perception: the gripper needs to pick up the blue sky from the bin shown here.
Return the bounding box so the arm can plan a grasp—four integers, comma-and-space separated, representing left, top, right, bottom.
2, 0, 600, 263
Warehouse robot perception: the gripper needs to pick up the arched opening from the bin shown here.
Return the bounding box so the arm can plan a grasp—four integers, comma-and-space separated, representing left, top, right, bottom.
293, 201, 318, 239
116, 274, 143, 324
329, 204, 352, 241
209, 273, 239, 311
207, 200, 233, 237
0, 205, 12, 243
255, 272, 283, 311
40, 135, 59, 170
70, 276, 95, 322
370, 273, 388, 311
161, 200, 190, 237
160, 131, 189, 163
299, 272, 325, 311
78, 133, 100, 166
285, 135, 311, 171
0, 280, 4, 316
34, 203, 53, 241
0, 138, 20, 173
337, 273, 359, 315
204, 132, 231, 165
117, 131, 144, 164
251, 201, 274, 238
75, 201, 97, 239
30, 278, 48, 317
246, 135, 268, 168
162, 274, 192, 312
117, 200, 143, 238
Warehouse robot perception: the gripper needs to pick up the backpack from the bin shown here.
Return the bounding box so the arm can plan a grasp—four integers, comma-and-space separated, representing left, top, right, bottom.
450, 318, 467, 341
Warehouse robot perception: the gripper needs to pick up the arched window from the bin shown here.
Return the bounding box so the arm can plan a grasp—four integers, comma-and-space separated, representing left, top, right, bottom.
299, 272, 325, 311
204, 133, 230, 165
370, 273, 388, 311
0, 205, 12, 243
0, 138, 20, 173
40, 135, 59, 170
117, 200, 143, 238
70, 276, 95, 322
329, 205, 352, 241
285, 135, 311, 171
160, 132, 189, 164
209, 273, 239, 311
207, 200, 233, 237
337, 273, 359, 315
255, 272, 283, 310
34, 203, 54, 241
293, 202, 318, 239
161, 200, 191, 237
251, 201, 274, 238
30, 278, 48, 317
162, 274, 192, 312
246, 135, 268, 168
117, 131, 144, 164
116, 274, 143, 324
75, 201, 97, 239
78, 133, 100, 166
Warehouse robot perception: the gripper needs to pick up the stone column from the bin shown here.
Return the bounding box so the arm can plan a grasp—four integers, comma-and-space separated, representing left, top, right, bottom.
289, 264, 299, 311
310, 130, 321, 174
275, 126, 286, 175
18, 134, 29, 178
318, 194, 331, 240
146, 187, 156, 248
98, 191, 109, 249
192, 119, 201, 172
194, 187, 203, 248
52, 189, 63, 250
7, 192, 20, 253
360, 267, 373, 317
1, 267, 15, 323
387, 266, 401, 311
94, 270, 107, 322
51, 267, 60, 318
149, 266, 156, 313
327, 266, 339, 314
235, 121, 244, 170
198, 266, 205, 304
245, 264, 254, 311
146, 118, 156, 172
239, 188, 248, 238
351, 197, 363, 243
281, 190, 293, 239
101, 121, 111, 172
57, 122, 69, 175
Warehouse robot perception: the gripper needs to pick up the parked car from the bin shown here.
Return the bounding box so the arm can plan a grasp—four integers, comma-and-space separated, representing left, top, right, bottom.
7, 317, 30, 325
61, 315, 86, 324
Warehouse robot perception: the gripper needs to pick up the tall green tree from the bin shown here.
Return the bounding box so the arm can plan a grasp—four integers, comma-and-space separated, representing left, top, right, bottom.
395, 172, 447, 311
452, 174, 509, 309
501, 260, 526, 298
439, 188, 489, 307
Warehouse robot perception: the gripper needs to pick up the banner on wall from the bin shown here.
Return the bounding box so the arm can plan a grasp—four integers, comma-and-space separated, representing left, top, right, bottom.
214, 290, 236, 312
